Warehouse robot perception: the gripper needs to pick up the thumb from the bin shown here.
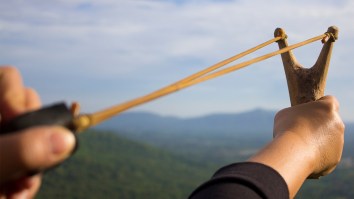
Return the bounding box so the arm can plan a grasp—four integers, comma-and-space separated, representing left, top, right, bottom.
0, 126, 75, 185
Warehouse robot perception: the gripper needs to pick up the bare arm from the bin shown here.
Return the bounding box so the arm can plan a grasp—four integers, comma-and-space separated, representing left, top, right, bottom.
249, 96, 345, 198
190, 96, 344, 199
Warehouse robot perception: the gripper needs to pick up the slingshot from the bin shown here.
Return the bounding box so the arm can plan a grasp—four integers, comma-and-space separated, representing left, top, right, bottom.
0, 26, 339, 134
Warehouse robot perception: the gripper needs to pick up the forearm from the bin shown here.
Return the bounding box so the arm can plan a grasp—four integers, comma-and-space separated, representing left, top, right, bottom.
248, 132, 315, 198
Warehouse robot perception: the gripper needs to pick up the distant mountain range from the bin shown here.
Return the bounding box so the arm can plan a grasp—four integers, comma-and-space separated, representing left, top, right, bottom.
95, 108, 354, 162
38, 109, 354, 199
97, 108, 353, 139
97, 108, 276, 138
39, 127, 354, 199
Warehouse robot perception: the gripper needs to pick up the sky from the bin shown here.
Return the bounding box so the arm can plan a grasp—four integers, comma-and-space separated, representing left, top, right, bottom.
1, 0, 353, 121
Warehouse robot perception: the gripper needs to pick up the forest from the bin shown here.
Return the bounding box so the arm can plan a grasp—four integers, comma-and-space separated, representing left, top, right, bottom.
37, 111, 354, 199
38, 131, 210, 199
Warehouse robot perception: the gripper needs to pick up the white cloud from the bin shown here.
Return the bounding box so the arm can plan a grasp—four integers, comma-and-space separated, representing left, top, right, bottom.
1, 0, 353, 120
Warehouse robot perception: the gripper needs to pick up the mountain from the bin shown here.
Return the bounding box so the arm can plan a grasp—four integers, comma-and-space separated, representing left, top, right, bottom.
97, 108, 276, 138
96, 109, 354, 164
36, 112, 354, 199
37, 130, 213, 199
36, 128, 354, 199
96, 109, 276, 163
97, 108, 354, 140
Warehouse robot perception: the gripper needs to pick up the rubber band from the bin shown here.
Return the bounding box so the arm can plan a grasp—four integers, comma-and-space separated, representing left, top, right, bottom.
73, 31, 330, 130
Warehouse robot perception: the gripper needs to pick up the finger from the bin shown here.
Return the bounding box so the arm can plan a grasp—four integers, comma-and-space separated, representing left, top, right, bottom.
27, 175, 42, 199
25, 87, 41, 111
1, 175, 42, 199
0, 67, 26, 121
0, 126, 75, 185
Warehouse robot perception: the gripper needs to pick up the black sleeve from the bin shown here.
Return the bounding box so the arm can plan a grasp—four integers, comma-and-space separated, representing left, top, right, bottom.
188, 162, 289, 199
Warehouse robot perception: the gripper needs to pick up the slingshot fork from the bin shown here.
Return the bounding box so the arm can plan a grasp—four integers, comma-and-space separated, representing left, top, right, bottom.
274, 26, 339, 106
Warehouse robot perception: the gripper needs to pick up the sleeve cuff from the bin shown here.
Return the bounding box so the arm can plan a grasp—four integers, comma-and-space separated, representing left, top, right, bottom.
189, 162, 289, 199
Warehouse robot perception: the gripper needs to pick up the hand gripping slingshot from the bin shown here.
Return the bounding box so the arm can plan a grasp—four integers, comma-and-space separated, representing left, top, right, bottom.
0, 26, 339, 134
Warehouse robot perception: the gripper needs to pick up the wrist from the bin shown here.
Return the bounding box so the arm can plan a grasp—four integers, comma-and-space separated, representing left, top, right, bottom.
277, 131, 318, 172
248, 132, 316, 198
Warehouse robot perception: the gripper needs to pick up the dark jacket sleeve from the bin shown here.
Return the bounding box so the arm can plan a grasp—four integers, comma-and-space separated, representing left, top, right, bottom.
189, 162, 289, 199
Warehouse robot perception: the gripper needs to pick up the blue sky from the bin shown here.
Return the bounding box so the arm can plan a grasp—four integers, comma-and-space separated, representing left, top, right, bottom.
1, 0, 353, 121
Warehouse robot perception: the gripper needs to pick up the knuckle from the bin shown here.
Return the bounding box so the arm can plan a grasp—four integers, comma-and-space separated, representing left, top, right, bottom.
320, 95, 339, 112
339, 121, 345, 133
335, 156, 342, 166
0, 66, 19, 77
274, 107, 289, 120
333, 113, 345, 134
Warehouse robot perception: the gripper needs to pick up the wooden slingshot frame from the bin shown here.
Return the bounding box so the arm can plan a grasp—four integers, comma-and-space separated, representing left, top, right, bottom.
274, 26, 339, 106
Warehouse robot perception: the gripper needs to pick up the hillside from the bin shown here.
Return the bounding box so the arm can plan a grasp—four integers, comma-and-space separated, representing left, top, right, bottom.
97, 110, 354, 164
96, 109, 275, 164
37, 110, 354, 198
97, 109, 275, 137
37, 130, 213, 199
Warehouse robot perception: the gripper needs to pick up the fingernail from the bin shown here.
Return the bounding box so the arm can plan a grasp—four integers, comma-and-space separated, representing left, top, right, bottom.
50, 128, 75, 155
